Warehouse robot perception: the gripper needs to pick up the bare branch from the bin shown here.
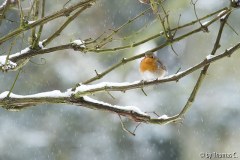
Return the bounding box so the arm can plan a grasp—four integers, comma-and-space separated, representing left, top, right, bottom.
0, 0, 98, 46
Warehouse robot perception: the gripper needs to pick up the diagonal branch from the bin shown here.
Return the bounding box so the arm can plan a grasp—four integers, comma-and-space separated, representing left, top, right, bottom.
0, 42, 239, 126
0, 0, 97, 46
179, 13, 232, 117
1, 6, 230, 70
0, 0, 10, 26
72, 43, 240, 97
42, 5, 90, 47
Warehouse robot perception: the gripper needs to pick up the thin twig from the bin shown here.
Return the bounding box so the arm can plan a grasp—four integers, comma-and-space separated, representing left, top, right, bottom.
175, 67, 181, 74
118, 114, 135, 136
107, 92, 115, 99
158, 0, 172, 38
141, 88, 147, 96
133, 122, 142, 134
42, 5, 89, 47
171, 44, 178, 56
113, 18, 158, 41
6, 33, 25, 97
93, 7, 152, 49
26, 0, 36, 21
17, 0, 24, 26
191, 0, 202, 26
3, 35, 19, 71
33, 0, 46, 49
7, 69, 21, 97
71, 43, 240, 97
226, 22, 238, 35
0, 0, 98, 46
178, 13, 231, 118
31, 0, 40, 45
63, 0, 71, 8
173, 14, 181, 37
0, 0, 10, 26
145, 111, 160, 117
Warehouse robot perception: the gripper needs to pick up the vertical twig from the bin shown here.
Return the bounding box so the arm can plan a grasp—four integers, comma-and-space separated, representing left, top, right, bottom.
17, 0, 24, 26
31, 0, 40, 45
190, 0, 202, 26
42, 6, 89, 47
7, 33, 25, 97
0, 0, 10, 26
26, 0, 36, 21
118, 114, 135, 136
3, 35, 19, 71
178, 13, 231, 118
32, 0, 45, 49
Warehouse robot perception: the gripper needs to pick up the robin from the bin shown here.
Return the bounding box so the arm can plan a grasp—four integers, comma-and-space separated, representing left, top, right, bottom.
139, 52, 167, 80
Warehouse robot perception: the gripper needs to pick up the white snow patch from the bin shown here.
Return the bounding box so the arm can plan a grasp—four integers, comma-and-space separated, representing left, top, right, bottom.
9, 47, 30, 58
0, 90, 72, 99
72, 40, 86, 48
28, 20, 36, 24
74, 81, 140, 93
158, 114, 169, 120
202, 21, 210, 26
218, 10, 227, 19
83, 96, 147, 115
0, 0, 7, 9
38, 40, 47, 49
227, 46, 233, 51
0, 56, 17, 70
206, 55, 215, 60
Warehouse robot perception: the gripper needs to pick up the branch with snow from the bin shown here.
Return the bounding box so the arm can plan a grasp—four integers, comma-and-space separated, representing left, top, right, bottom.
0, 6, 232, 73
0, 90, 175, 125
1, 43, 239, 128
0, 0, 97, 46
73, 43, 240, 97
0, 1, 239, 136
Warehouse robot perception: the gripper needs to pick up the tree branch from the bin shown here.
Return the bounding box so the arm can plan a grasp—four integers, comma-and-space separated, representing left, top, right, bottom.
0, 0, 97, 46
1, 43, 239, 126
72, 43, 240, 97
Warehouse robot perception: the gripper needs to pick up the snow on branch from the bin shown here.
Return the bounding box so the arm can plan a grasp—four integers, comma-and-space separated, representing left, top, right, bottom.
0, 43, 239, 126
0, 40, 48, 72
73, 43, 240, 97
0, 55, 17, 71
0, 89, 181, 125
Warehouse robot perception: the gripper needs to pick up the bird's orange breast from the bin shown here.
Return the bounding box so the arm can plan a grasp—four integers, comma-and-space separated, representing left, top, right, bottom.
140, 58, 157, 73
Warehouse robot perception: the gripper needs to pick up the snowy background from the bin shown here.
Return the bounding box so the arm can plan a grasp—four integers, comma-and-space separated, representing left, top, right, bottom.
0, 0, 240, 159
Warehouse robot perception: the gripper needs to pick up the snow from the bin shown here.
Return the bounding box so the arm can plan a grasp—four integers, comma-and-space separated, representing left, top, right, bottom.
38, 40, 47, 49
0, 89, 147, 116
227, 46, 233, 51
206, 55, 215, 60
28, 21, 36, 24
218, 10, 226, 17
9, 47, 30, 58
0, 90, 71, 99
72, 40, 86, 48
158, 114, 169, 120
202, 21, 210, 26
218, 10, 227, 19
74, 81, 140, 93
0, 81, 142, 99
83, 96, 147, 115
0, 0, 7, 9
0, 55, 17, 70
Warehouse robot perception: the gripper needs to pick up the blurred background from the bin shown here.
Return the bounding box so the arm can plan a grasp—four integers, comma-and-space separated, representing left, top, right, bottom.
0, 0, 240, 159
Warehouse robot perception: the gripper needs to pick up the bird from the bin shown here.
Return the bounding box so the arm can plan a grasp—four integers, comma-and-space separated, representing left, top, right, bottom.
139, 52, 167, 80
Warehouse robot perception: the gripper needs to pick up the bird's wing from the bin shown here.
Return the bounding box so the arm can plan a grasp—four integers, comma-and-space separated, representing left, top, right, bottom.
156, 59, 167, 71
